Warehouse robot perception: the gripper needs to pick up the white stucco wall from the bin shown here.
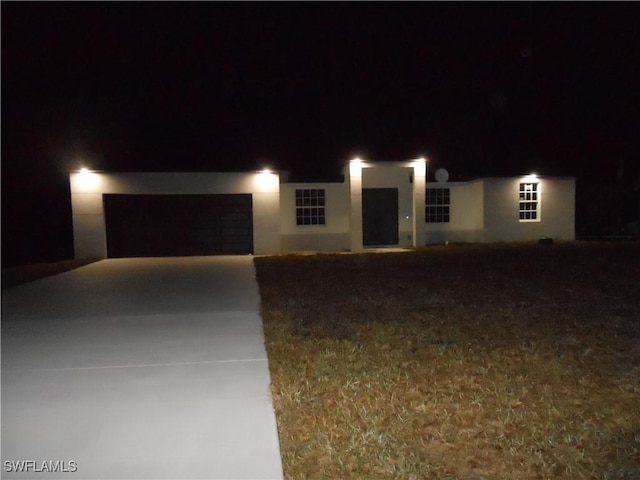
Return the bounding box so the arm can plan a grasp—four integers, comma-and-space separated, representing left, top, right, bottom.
70, 192, 108, 258
70, 172, 279, 195
347, 163, 363, 251
539, 177, 576, 240
423, 180, 484, 243
413, 163, 427, 247
280, 182, 350, 252
69, 171, 281, 258
482, 177, 575, 242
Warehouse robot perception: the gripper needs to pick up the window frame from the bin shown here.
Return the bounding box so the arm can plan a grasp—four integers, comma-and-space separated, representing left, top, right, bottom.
295, 188, 326, 226
425, 187, 451, 223
519, 182, 541, 222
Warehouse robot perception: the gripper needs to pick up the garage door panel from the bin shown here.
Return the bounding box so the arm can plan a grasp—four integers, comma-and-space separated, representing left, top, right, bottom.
104, 194, 253, 257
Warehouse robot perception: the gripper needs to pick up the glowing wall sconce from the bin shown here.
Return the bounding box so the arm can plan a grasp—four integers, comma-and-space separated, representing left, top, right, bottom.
413, 157, 427, 176
349, 157, 363, 177
256, 167, 279, 190
76, 167, 101, 190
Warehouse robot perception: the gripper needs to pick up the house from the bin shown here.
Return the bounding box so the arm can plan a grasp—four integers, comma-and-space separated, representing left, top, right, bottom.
69, 159, 575, 258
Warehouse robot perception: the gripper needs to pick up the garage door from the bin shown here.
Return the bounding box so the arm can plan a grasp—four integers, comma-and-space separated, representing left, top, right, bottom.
104, 194, 253, 257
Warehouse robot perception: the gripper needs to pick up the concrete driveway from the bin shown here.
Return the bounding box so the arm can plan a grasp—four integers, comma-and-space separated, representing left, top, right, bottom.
2, 256, 283, 479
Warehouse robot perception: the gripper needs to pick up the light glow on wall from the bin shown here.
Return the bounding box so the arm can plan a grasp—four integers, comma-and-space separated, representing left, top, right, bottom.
349, 157, 363, 177
523, 173, 538, 182
77, 167, 101, 190
413, 157, 427, 176
256, 169, 279, 191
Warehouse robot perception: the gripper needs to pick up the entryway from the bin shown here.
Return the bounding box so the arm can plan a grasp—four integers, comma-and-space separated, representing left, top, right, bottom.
362, 188, 399, 246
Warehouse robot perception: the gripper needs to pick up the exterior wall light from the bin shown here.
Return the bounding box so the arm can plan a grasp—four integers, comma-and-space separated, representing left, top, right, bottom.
256, 167, 279, 191
413, 157, 427, 176
349, 157, 363, 177
77, 167, 100, 190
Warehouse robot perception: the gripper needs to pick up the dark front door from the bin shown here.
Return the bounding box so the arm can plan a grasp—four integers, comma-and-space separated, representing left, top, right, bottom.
362, 188, 399, 246
104, 194, 253, 257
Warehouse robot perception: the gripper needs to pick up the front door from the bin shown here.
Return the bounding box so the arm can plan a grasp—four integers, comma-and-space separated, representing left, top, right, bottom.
362, 188, 399, 246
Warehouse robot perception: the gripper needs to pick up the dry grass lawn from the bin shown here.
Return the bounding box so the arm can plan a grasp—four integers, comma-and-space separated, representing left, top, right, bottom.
255, 243, 640, 480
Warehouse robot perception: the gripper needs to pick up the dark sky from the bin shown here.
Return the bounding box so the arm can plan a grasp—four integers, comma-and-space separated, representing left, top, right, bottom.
2, 2, 640, 264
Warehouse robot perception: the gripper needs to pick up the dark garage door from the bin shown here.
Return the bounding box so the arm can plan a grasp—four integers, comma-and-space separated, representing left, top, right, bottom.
104, 194, 253, 257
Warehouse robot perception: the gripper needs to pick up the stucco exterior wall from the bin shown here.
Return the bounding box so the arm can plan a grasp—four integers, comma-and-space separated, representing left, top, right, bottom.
70, 192, 107, 258
347, 164, 363, 251
280, 182, 350, 252
413, 164, 427, 247
482, 177, 575, 242
69, 171, 281, 258
70, 172, 278, 195
253, 191, 281, 255
539, 177, 576, 240
423, 180, 484, 244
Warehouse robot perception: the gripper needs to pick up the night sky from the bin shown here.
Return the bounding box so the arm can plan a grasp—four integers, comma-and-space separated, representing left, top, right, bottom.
2, 3, 639, 265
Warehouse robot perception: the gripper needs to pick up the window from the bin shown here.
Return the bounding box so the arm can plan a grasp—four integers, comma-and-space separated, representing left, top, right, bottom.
296, 189, 326, 225
426, 188, 450, 223
519, 182, 539, 221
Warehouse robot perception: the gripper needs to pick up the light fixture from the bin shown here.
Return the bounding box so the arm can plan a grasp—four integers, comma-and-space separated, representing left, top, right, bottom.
76, 166, 100, 189
256, 167, 278, 190
349, 157, 364, 177
413, 157, 427, 176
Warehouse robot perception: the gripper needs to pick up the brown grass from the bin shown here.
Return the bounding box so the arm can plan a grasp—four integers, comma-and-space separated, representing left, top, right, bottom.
255, 242, 640, 480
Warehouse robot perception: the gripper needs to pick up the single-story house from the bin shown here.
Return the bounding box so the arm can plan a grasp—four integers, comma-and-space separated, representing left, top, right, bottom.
69, 159, 575, 258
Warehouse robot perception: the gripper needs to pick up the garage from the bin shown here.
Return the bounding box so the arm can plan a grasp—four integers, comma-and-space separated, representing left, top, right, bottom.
104, 194, 253, 257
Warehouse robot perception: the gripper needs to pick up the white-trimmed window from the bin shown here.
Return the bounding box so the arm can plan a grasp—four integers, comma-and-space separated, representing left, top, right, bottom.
296, 189, 326, 225
519, 182, 540, 221
426, 188, 450, 223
